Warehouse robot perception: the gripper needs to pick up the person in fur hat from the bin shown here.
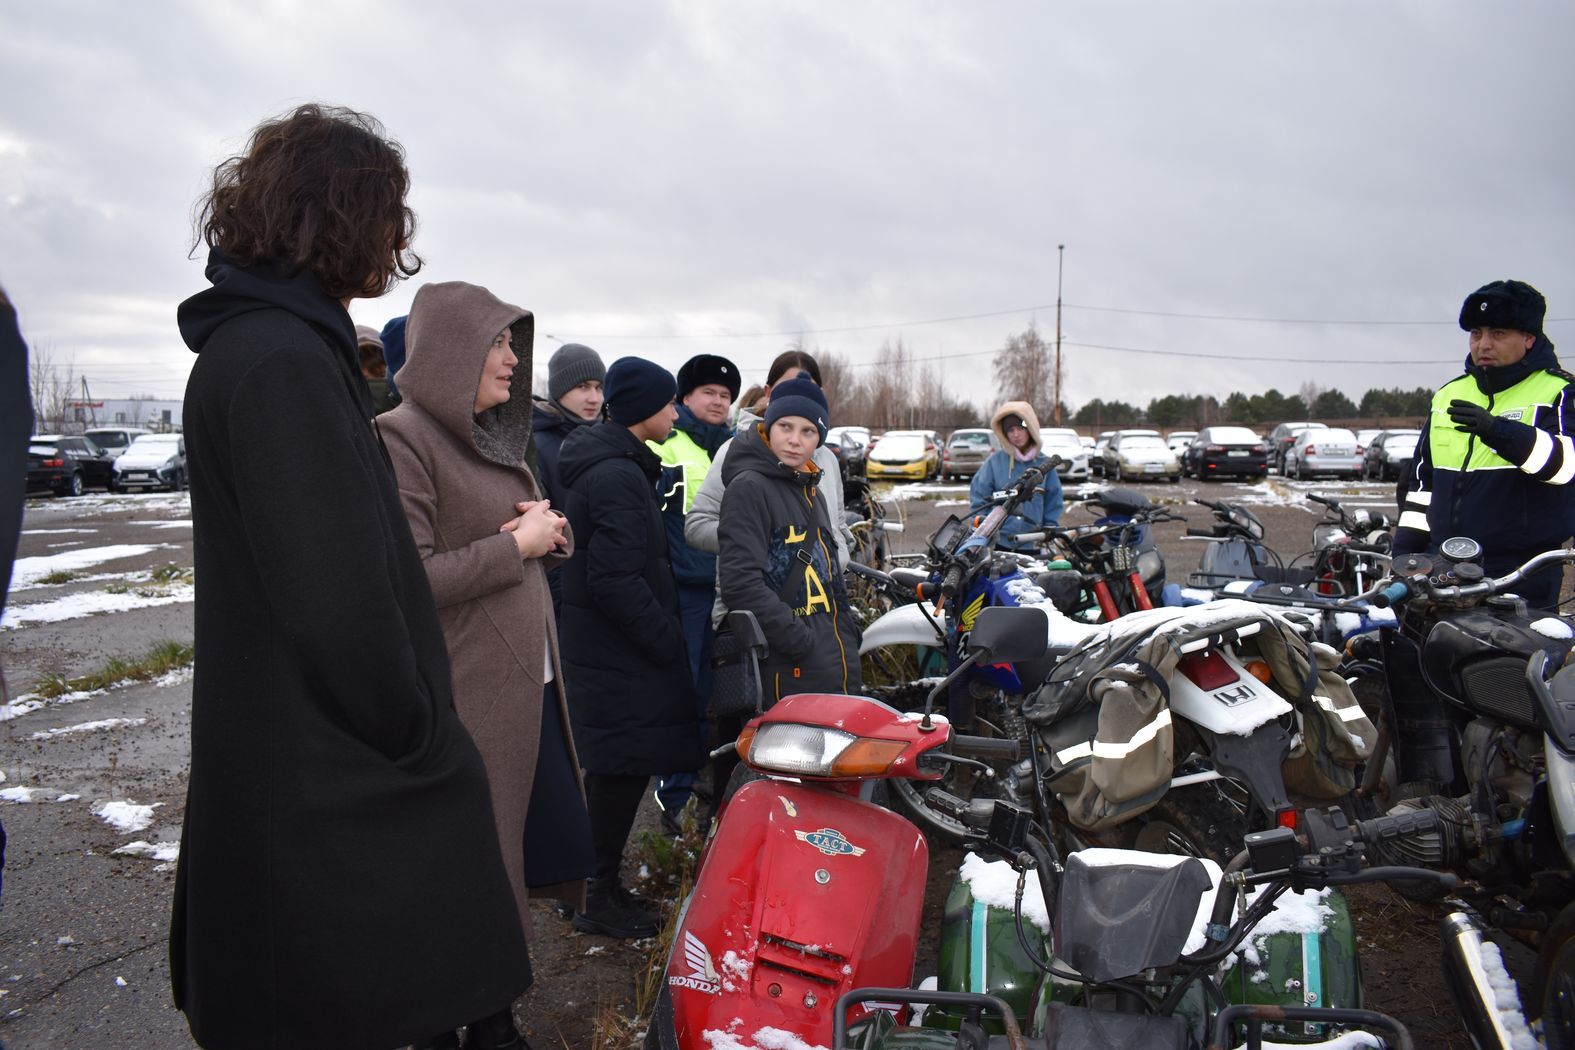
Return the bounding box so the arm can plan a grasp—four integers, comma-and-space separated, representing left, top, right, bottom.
968, 401, 1064, 552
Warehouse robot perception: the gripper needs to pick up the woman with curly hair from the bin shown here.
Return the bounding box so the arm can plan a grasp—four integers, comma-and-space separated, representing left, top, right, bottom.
174, 104, 532, 1050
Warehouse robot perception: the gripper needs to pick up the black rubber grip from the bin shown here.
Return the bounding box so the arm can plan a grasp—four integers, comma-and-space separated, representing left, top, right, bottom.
948, 735, 1022, 761
941, 564, 966, 597
1358, 807, 1440, 845
1307, 493, 1335, 507
1187, 528, 1217, 537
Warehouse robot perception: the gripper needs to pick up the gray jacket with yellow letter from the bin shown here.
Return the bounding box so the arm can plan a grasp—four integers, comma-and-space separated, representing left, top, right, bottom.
717, 421, 862, 703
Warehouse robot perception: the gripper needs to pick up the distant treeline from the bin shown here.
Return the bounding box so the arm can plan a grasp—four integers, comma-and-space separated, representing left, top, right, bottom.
1073, 387, 1434, 429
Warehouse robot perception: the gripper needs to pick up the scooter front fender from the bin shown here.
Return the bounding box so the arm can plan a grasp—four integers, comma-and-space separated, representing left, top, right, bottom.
657, 778, 930, 1048
860, 602, 946, 654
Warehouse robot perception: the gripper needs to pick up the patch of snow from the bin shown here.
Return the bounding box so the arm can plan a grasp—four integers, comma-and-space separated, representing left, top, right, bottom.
113, 840, 181, 863
127, 519, 193, 529
1233, 886, 1335, 968
2, 581, 195, 629
8, 544, 166, 589
1231, 1032, 1381, 1050
1531, 617, 1574, 640
21, 528, 99, 535
114, 976, 127, 988
958, 851, 1051, 934
885, 483, 969, 502
55, 794, 81, 802
702, 1027, 829, 1050
30, 717, 148, 740
94, 800, 160, 833
1, 787, 36, 803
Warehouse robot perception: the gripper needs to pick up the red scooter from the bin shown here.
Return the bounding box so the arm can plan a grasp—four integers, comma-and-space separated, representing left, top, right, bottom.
644, 606, 1048, 1050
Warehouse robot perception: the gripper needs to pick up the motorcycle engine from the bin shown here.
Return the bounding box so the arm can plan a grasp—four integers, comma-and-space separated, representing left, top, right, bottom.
1461, 719, 1541, 812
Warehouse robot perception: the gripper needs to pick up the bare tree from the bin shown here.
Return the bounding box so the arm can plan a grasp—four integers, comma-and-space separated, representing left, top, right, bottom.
1298, 380, 1324, 417
28, 343, 78, 433
992, 325, 1054, 421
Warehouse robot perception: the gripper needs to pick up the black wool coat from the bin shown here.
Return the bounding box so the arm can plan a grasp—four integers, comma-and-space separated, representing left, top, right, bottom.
557, 422, 704, 775
173, 252, 532, 1050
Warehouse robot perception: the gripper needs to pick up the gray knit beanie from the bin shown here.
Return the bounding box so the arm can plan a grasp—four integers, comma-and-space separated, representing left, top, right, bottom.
548, 343, 606, 402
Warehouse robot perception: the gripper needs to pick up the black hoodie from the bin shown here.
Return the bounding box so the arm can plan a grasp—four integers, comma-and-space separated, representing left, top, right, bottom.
718, 422, 861, 702
173, 250, 530, 1048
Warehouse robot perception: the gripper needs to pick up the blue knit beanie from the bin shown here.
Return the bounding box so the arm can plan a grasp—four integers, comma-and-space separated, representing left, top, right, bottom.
764, 375, 829, 443
604, 357, 676, 426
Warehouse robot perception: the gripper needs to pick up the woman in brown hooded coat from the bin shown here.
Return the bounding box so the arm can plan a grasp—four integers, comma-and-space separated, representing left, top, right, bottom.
379, 281, 593, 1050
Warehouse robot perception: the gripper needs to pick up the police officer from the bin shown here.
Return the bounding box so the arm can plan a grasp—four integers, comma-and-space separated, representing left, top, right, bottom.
1393, 279, 1573, 609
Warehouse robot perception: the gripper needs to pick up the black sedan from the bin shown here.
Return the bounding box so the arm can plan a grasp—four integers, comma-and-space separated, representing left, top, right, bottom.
26, 435, 116, 496
1182, 426, 1271, 480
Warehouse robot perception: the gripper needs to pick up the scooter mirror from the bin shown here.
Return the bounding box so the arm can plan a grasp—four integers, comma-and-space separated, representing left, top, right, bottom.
966, 606, 1049, 665
725, 609, 769, 660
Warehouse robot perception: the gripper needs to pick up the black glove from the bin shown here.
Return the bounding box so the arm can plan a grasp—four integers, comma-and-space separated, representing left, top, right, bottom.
1447, 400, 1497, 438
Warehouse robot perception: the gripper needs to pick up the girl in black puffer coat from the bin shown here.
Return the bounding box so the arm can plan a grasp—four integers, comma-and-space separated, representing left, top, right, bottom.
717, 377, 861, 703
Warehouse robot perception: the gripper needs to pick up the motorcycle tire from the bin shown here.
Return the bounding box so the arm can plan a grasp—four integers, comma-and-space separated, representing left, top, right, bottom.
1123, 781, 1250, 863
1535, 901, 1575, 1046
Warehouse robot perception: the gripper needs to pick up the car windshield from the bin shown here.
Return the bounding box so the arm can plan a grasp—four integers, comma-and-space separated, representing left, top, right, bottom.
874, 435, 925, 458
1121, 436, 1168, 450
949, 432, 993, 448
1039, 430, 1081, 447
1208, 428, 1261, 444
1318, 429, 1357, 444
128, 435, 180, 451
1385, 436, 1419, 454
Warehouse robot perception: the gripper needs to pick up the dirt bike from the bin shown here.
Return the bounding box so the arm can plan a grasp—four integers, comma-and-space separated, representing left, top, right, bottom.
645, 606, 1050, 1050
854, 463, 1061, 729
829, 801, 1457, 1048
1358, 540, 1575, 1046
1037, 487, 1180, 622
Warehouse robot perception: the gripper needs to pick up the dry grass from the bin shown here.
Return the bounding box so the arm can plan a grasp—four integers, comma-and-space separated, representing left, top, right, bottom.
28, 639, 194, 699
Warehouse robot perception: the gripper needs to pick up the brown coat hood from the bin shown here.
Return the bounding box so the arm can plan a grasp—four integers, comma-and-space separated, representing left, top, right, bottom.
398, 281, 535, 467
990, 400, 1042, 454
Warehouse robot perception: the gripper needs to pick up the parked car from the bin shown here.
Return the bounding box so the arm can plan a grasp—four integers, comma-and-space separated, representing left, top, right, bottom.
1284, 426, 1362, 480
26, 435, 115, 496
1037, 427, 1090, 481
1362, 428, 1421, 481
1091, 429, 1154, 477
84, 426, 151, 458
113, 432, 187, 491
1165, 430, 1198, 455
825, 425, 871, 472
1267, 421, 1329, 474
940, 428, 997, 481
1354, 428, 1384, 452
1100, 432, 1180, 483
1182, 425, 1270, 480
866, 429, 940, 481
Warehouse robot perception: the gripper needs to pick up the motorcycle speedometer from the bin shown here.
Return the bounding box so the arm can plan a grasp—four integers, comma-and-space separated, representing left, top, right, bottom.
1439, 536, 1483, 563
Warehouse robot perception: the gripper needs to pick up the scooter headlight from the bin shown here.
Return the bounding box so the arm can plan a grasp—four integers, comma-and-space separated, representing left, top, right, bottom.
739, 722, 908, 778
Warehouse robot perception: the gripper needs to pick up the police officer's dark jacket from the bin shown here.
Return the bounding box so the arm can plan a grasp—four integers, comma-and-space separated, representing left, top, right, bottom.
1393, 335, 1575, 568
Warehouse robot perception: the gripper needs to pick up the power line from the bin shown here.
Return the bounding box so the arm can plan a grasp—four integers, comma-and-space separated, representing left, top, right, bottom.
549, 303, 1572, 341
828, 340, 1454, 369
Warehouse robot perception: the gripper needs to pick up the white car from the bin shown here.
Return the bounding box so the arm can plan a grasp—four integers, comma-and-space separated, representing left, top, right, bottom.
1284, 427, 1362, 480
1038, 427, 1091, 481
1102, 433, 1181, 483
1166, 431, 1198, 455
113, 433, 187, 491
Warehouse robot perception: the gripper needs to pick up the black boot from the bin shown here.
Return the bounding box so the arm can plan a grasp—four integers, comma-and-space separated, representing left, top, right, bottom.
571, 876, 659, 939
464, 1006, 528, 1050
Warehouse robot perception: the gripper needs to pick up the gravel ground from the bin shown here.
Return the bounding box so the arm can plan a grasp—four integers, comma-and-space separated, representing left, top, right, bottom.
0, 474, 1548, 1048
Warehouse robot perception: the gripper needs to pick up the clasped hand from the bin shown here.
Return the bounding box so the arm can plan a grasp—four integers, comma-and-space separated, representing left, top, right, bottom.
501, 500, 568, 559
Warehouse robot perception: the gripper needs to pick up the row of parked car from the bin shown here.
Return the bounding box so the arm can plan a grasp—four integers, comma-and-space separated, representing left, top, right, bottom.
825, 420, 1423, 487
25, 426, 188, 497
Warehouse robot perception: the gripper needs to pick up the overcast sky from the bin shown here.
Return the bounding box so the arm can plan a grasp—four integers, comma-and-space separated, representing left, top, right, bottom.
2, 0, 1572, 416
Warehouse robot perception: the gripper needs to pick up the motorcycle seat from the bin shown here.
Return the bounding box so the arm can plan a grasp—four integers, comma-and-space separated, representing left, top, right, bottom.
1054, 850, 1213, 983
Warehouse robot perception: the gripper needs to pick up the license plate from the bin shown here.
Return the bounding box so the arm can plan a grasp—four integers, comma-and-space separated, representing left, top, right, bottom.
1227, 450, 1248, 457
1144, 464, 1164, 473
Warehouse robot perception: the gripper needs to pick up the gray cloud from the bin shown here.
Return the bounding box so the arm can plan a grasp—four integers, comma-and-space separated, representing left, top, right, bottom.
2, 0, 1570, 411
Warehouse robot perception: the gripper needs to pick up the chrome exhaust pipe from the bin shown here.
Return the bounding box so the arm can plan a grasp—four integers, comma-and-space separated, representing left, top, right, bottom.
1439, 910, 1537, 1050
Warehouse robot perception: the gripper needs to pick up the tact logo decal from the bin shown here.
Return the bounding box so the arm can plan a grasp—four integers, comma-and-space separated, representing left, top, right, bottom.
795, 827, 867, 857
668, 931, 721, 994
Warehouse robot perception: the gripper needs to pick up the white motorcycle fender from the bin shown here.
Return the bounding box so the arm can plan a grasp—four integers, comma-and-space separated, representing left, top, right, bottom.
1168, 647, 1293, 736
859, 602, 946, 654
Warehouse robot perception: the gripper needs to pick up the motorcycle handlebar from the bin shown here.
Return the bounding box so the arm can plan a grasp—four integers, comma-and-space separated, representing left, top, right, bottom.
947, 735, 1022, 762
1187, 527, 1220, 538
1357, 807, 1439, 845
940, 563, 966, 599
1306, 493, 1337, 508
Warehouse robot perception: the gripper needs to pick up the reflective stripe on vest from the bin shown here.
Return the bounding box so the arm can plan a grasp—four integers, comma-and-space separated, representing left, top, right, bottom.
647, 428, 714, 514
1428, 370, 1567, 472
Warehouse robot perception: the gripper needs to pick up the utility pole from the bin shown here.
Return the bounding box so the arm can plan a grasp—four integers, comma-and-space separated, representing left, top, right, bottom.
1054, 244, 1065, 425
